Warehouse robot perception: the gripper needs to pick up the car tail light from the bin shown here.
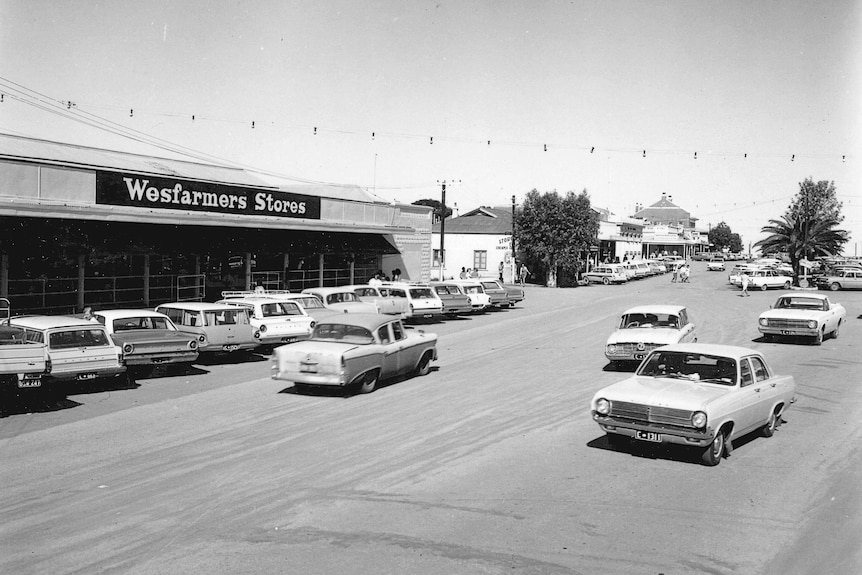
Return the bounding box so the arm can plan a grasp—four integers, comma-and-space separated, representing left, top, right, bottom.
198, 334, 206, 343
189, 340, 198, 350
123, 343, 134, 354
259, 324, 268, 333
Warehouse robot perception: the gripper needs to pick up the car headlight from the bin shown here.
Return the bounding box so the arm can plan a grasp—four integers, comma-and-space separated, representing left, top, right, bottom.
759, 318, 769, 326
691, 411, 707, 428
595, 398, 611, 415
606, 344, 616, 353
807, 320, 817, 329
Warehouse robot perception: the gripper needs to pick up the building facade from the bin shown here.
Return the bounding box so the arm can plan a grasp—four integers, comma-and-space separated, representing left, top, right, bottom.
0, 134, 431, 313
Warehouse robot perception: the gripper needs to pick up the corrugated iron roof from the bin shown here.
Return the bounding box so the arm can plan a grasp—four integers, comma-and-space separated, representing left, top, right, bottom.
432, 206, 512, 234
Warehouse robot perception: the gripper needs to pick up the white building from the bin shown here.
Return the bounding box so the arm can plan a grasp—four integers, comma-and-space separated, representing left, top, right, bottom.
431, 206, 516, 282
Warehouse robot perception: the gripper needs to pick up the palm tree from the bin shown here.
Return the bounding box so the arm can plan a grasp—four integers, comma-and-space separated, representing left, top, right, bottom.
755, 214, 848, 286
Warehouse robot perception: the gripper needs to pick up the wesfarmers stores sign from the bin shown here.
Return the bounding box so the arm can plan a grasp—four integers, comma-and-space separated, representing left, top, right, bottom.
96, 172, 321, 219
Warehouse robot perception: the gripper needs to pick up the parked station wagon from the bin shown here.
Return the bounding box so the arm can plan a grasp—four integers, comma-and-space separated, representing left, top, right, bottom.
380, 283, 445, 320
216, 296, 315, 345
583, 265, 628, 285
605, 304, 697, 364
446, 281, 491, 312
9, 315, 126, 384
429, 283, 473, 316
591, 343, 796, 466
155, 302, 258, 354
300, 287, 379, 314
271, 313, 438, 394
93, 309, 199, 368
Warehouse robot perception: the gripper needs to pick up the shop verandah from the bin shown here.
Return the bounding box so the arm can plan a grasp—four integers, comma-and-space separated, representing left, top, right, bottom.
0, 217, 398, 314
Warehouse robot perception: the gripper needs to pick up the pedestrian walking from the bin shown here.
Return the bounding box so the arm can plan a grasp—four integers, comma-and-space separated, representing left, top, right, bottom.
740, 271, 751, 296
680, 264, 690, 283
671, 265, 679, 283
519, 263, 530, 287
498, 261, 504, 281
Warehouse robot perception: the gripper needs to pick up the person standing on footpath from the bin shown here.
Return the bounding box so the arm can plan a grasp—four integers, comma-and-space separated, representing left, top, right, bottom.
519, 263, 530, 287
498, 261, 504, 281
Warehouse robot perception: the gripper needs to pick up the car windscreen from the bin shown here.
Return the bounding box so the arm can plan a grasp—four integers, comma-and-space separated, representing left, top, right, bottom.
638, 351, 737, 385
775, 297, 827, 311
620, 313, 680, 328
49, 328, 111, 349
311, 323, 374, 344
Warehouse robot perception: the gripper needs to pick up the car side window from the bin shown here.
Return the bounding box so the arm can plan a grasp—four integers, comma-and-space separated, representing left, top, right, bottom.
391, 321, 406, 341
740, 359, 754, 387
377, 325, 392, 344
750, 356, 769, 381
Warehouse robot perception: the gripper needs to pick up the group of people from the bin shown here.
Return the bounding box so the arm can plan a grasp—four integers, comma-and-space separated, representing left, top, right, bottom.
670, 263, 691, 283
459, 267, 480, 279
368, 268, 402, 286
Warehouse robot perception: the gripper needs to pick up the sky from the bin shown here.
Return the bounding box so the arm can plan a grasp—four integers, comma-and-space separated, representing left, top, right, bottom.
1, 0, 860, 254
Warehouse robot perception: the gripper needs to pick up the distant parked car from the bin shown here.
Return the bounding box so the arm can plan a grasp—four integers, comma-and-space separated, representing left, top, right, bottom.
429, 283, 474, 316
591, 343, 796, 466
584, 265, 628, 285
9, 315, 126, 384
605, 304, 697, 364
215, 296, 315, 346
815, 268, 862, 291
345, 285, 410, 318
478, 279, 511, 308
92, 309, 199, 369
155, 302, 258, 354
271, 313, 438, 394
380, 283, 445, 320
301, 287, 379, 314
446, 280, 492, 313
758, 293, 845, 345
484, 279, 524, 306
746, 269, 793, 291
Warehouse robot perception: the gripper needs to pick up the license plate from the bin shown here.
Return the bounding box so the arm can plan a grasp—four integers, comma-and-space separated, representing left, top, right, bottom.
77, 373, 97, 381
18, 379, 42, 388
281, 337, 297, 343
300, 364, 317, 373
781, 330, 797, 335
635, 431, 662, 442
222, 344, 239, 352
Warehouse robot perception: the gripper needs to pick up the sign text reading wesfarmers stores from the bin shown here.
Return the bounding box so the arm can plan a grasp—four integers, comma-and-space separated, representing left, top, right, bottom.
96, 172, 321, 219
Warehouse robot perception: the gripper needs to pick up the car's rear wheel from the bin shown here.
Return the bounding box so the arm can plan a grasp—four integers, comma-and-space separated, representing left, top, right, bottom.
762, 410, 779, 437
760, 284, 768, 291
830, 282, 840, 291
602, 277, 610, 285
356, 370, 379, 394
414, 351, 433, 376
783, 280, 791, 289
701, 430, 725, 466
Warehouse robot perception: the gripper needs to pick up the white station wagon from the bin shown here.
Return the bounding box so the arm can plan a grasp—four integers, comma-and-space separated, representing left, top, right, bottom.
9, 315, 126, 384
216, 296, 315, 346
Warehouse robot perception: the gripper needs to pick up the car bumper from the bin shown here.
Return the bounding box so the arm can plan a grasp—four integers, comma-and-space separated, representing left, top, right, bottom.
272, 371, 347, 387
199, 342, 259, 353
255, 333, 311, 345
123, 351, 199, 366
758, 326, 819, 337
46, 367, 127, 382
593, 413, 712, 447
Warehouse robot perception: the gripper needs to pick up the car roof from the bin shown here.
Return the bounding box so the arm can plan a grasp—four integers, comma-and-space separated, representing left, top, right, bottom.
656, 343, 763, 360
10, 315, 107, 330
301, 287, 356, 295
621, 304, 686, 315
155, 302, 244, 311
773, 292, 828, 300
215, 297, 293, 305
93, 309, 170, 319
314, 313, 400, 330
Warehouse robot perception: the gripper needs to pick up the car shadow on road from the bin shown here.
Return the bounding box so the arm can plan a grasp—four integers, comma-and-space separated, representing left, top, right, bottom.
753, 335, 818, 346
277, 366, 441, 398
195, 351, 268, 366
0, 395, 83, 417
602, 361, 638, 372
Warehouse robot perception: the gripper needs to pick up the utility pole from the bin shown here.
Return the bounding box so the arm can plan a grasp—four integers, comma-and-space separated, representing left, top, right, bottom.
437, 180, 458, 281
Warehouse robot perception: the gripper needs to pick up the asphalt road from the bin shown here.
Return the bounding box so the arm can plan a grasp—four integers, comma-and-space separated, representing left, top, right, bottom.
2, 264, 861, 575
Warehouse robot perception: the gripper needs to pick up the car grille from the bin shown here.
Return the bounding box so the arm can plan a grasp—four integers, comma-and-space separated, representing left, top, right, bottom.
764, 318, 810, 329
609, 401, 694, 427
608, 342, 662, 355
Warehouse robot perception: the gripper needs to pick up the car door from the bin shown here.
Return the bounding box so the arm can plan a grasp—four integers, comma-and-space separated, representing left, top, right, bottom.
737, 356, 778, 434
376, 323, 400, 378
677, 309, 696, 343
391, 320, 420, 376
848, 271, 862, 289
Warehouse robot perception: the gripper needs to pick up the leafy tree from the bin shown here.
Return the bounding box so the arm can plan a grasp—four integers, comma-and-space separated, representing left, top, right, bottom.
412, 199, 452, 222
516, 189, 598, 287
729, 233, 743, 254
755, 213, 848, 286
708, 222, 733, 251
787, 178, 843, 224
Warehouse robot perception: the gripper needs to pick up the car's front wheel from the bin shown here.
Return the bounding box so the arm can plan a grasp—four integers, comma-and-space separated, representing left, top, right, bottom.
760, 284, 768, 291
783, 281, 791, 289
602, 277, 610, 285
355, 370, 379, 394
701, 430, 726, 466
832, 320, 841, 340
814, 328, 824, 345
414, 351, 433, 376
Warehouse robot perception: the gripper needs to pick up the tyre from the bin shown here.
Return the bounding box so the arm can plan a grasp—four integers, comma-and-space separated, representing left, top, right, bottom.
602, 277, 610, 285
830, 282, 840, 291
814, 328, 824, 345
760, 283, 768, 291
414, 351, 433, 376
762, 411, 779, 437
701, 430, 725, 466
783, 281, 791, 289
832, 321, 840, 340
356, 370, 379, 394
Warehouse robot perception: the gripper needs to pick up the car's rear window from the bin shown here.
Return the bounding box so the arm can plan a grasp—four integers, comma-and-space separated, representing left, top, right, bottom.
49, 328, 110, 349
410, 288, 434, 298
312, 323, 374, 344
112, 316, 173, 331
203, 309, 248, 326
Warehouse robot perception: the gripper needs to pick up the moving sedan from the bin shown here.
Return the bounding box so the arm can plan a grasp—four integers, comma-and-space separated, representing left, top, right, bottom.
271, 314, 438, 394
591, 343, 796, 466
